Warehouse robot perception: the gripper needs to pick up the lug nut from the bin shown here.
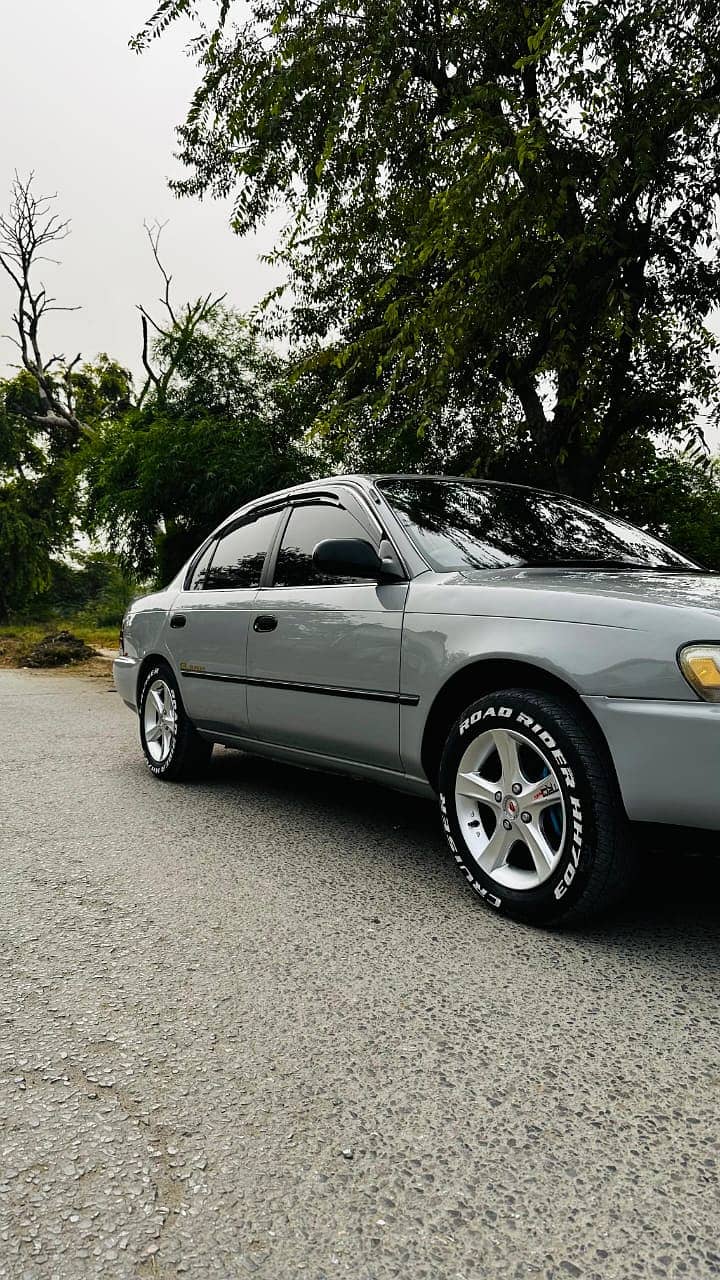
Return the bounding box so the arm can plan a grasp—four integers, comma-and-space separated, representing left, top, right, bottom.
494, 791, 503, 803
512, 782, 522, 795
521, 811, 531, 824
502, 818, 513, 831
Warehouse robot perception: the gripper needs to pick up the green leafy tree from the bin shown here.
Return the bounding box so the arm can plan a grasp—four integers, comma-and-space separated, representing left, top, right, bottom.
68, 354, 134, 426
136, 0, 720, 496
0, 361, 133, 622
82, 308, 315, 580
0, 174, 136, 620
0, 373, 73, 621
603, 443, 720, 570
80, 224, 314, 582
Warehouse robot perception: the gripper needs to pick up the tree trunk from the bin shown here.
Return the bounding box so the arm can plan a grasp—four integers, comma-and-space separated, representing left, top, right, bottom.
552, 451, 599, 502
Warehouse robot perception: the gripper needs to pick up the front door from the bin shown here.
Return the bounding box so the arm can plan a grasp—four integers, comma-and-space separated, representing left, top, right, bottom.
246, 499, 408, 771
167, 507, 283, 736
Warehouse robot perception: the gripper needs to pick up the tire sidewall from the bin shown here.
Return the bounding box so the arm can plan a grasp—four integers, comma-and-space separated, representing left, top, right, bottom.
439, 693, 598, 922
139, 663, 181, 778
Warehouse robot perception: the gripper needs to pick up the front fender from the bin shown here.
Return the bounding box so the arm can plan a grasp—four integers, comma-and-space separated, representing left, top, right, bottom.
399, 610, 695, 780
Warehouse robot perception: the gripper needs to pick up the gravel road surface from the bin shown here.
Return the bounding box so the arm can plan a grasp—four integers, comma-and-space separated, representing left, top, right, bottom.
1, 669, 719, 1280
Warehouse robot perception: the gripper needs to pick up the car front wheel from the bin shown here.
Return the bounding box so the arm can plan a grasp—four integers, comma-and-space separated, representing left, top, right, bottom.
139, 661, 213, 781
438, 689, 634, 925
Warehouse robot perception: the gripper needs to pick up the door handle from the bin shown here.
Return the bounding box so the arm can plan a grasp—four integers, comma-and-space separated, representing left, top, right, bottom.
170, 614, 187, 629
253, 614, 278, 633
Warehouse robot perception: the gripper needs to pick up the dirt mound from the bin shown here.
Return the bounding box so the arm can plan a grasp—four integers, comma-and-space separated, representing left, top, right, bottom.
21, 631, 98, 669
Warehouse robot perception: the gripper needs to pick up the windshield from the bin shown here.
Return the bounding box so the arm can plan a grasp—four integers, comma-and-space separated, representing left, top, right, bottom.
376, 478, 699, 572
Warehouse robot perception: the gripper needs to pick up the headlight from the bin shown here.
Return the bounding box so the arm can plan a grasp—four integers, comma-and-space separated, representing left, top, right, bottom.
678, 644, 720, 703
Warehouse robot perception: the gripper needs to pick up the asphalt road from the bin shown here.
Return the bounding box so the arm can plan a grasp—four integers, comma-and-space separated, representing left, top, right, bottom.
1, 669, 719, 1280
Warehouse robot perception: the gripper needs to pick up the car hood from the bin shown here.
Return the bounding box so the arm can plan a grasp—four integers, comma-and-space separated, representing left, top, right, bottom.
430, 566, 720, 631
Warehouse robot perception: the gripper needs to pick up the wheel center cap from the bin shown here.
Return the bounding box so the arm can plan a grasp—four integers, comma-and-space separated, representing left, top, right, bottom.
502, 795, 519, 821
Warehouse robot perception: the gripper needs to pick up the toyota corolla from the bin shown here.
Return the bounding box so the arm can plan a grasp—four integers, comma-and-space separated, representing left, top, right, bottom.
115, 475, 720, 925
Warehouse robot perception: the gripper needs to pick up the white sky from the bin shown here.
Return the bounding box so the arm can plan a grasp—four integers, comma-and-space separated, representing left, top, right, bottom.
0, 0, 281, 385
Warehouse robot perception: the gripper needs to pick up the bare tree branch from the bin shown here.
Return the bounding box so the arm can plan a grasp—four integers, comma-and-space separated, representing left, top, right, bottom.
137, 218, 226, 408
137, 303, 168, 338
143, 219, 178, 327
140, 312, 162, 398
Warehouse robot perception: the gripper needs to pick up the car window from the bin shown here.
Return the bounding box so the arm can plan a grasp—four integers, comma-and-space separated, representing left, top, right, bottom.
273, 503, 374, 587
377, 478, 698, 571
202, 510, 280, 590
188, 540, 216, 590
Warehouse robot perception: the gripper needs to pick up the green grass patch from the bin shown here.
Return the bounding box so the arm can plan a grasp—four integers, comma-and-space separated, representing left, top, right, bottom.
0, 620, 119, 650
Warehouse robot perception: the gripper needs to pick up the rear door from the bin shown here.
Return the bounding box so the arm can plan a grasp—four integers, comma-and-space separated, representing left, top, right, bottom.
246, 495, 408, 770
166, 506, 284, 736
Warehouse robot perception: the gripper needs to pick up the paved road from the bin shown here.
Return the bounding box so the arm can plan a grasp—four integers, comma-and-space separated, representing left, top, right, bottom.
1, 670, 719, 1280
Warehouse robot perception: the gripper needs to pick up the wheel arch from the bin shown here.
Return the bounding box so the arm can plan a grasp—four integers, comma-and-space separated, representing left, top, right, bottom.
420, 658, 617, 792
136, 652, 173, 705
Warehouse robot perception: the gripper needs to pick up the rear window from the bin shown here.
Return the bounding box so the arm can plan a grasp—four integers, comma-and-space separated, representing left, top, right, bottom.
202, 510, 280, 590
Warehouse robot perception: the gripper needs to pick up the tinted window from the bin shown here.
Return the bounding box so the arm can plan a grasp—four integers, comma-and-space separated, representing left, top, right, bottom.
203, 511, 280, 590
378, 478, 697, 571
274, 504, 373, 587
189, 540, 216, 590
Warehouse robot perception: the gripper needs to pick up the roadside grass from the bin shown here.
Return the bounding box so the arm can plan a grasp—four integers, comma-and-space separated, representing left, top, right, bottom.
0, 619, 119, 671
0, 620, 119, 648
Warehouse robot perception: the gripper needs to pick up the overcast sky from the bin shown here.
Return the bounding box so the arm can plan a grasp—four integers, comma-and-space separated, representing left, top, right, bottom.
0, 0, 281, 383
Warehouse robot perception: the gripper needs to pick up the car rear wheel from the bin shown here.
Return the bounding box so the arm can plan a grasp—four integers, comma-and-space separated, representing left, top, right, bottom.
139, 661, 213, 781
438, 689, 634, 925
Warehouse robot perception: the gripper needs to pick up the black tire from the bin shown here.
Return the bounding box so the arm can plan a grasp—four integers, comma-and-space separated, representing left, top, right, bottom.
438, 688, 634, 926
138, 661, 213, 782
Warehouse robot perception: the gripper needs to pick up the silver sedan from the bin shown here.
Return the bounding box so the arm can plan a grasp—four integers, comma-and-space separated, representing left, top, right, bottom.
115, 475, 720, 925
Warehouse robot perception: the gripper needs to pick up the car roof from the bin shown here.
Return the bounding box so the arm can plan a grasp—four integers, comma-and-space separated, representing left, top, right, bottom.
216, 473, 584, 533
250, 472, 569, 498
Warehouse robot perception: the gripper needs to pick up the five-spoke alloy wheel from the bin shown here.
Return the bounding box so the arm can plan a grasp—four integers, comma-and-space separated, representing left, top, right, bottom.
139, 662, 213, 781
143, 678, 178, 766
439, 688, 634, 925
454, 726, 566, 892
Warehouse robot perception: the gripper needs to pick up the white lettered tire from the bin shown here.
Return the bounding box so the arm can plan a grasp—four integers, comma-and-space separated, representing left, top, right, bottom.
139, 661, 213, 781
438, 689, 633, 925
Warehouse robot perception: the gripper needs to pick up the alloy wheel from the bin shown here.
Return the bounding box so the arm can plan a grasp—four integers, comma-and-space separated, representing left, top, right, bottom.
143, 679, 178, 764
454, 727, 566, 891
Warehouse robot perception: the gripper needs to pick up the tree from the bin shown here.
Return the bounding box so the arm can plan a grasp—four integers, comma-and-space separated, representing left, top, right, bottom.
0, 372, 72, 621
0, 360, 133, 623
602, 443, 720, 570
79, 220, 314, 582
135, 219, 226, 409
0, 173, 88, 441
136, 0, 720, 496
82, 307, 315, 580
0, 170, 308, 601
0, 173, 138, 619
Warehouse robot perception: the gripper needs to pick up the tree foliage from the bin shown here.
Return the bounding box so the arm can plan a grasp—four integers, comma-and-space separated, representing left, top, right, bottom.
0, 373, 74, 620
0, 361, 133, 621
82, 310, 316, 580
16, 551, 143, 628
604, 444, 720, 570
0, 174, 314, 603
137, 0, 720, 495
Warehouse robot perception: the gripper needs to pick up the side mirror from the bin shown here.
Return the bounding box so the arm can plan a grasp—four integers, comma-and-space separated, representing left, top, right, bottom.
312, 538, 404, 582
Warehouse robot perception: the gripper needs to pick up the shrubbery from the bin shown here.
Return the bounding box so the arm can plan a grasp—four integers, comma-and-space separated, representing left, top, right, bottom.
16, 552, 145, 629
